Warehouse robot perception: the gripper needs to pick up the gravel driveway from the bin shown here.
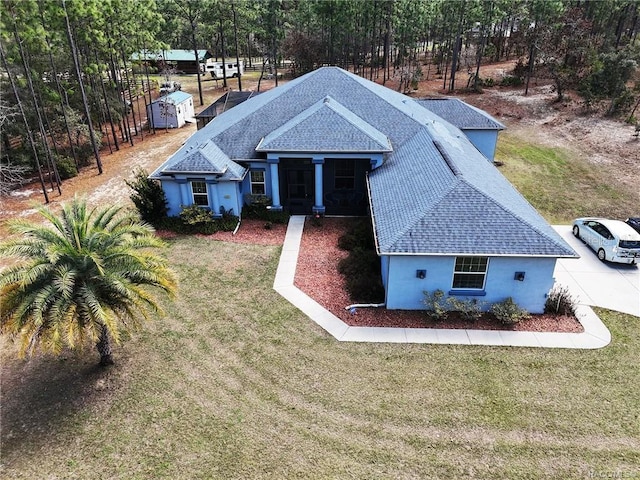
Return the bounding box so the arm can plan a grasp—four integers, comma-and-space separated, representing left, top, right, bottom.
553, 226, 640, 317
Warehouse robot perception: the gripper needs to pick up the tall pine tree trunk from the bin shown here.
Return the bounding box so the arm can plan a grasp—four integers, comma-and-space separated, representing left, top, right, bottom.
0, 43, 49, 203
232, 1, 242, 92
62, 0, 103, 174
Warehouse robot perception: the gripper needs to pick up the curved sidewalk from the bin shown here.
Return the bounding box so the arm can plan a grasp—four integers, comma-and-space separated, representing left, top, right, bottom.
273, 216, 611, 349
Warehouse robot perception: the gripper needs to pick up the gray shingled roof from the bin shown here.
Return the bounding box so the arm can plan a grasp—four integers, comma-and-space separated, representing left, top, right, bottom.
416, 98, 505, 130
256, 96, 392, 153
151, 67, 575, 258
161, 140, 246, 180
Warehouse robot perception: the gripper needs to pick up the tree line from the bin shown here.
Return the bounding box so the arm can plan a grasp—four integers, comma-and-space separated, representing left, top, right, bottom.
1, 0, 639, 202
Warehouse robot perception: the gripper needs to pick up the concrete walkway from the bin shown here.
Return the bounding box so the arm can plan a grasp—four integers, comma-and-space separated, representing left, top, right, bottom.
273, 216, 611, 349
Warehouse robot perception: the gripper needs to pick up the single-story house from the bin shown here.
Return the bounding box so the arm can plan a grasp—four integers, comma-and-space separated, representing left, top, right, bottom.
195, 90, 258, 130
150, 67, 577, 313
147, 91, 194, 129
132, 49, 213, 74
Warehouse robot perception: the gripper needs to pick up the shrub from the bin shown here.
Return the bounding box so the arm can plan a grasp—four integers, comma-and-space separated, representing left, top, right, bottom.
337, 249, 378, 277
500, 75, 524, 87
423, 291, 486, 321
242, 194, 271, 219
241, 196, 290, 224
126, 169, 168, 225
481, 77, 495, 87
338, 218, 375, 251
490, 297, 530, 325
423, 289, 449, 320
335, 217, 383, 303
55, 156, 77, 179
447, 296, 485, 322
344, 274, 385, 303
545, 285, 577, 316
338, 249, 384, 302
178, 205, 217, 233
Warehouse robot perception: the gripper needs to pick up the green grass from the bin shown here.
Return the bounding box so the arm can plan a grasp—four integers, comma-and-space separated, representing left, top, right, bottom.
496, 133, 638, 224
1, 237, 639, 479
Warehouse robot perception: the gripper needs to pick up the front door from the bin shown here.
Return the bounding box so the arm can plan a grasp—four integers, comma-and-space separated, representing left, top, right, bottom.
279, 159, 315, 214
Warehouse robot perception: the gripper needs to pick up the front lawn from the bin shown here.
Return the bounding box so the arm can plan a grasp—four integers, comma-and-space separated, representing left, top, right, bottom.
1, 236, 638, 479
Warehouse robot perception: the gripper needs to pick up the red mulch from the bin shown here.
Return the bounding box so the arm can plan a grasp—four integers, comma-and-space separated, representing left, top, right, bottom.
155, 218, 288, 245
293, 217, 583, 333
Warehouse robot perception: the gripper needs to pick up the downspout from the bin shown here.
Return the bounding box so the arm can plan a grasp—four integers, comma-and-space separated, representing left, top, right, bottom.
232, 215, 241, 236
345, 303, 386, 312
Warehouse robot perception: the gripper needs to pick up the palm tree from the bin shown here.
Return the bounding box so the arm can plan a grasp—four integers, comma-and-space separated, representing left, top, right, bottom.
0, 198, 177, 366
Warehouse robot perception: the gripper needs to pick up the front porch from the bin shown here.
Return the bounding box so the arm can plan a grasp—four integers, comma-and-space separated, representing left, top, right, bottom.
264, 156, 374, 216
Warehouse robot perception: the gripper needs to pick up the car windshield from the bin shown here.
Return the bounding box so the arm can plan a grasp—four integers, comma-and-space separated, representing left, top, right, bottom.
619, 240, 640, 249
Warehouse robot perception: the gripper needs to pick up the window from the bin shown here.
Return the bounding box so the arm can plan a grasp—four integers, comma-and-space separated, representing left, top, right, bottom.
335, 159, 355, 189
191, 181, 209, 206
452, 257, 488, 290
250, 170, 266, 195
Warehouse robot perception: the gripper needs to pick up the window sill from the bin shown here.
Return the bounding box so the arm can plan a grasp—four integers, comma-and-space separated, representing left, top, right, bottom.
448, 289, 486, 297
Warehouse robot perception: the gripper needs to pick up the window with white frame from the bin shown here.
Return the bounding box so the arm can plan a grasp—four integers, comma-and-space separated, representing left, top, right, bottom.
250, 170, 266, 195
452, 257, 488, 289
191, 181, 209, 206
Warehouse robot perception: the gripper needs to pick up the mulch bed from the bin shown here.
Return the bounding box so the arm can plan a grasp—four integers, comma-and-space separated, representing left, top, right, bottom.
294, 217, 583, 333
155, 218, 288, 245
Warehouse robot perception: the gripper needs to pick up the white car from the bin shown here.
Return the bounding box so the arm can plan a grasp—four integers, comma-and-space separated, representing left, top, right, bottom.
572, 217, 640, 265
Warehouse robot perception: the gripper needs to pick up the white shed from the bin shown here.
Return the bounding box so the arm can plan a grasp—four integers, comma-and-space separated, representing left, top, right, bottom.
147, 91, 195, 129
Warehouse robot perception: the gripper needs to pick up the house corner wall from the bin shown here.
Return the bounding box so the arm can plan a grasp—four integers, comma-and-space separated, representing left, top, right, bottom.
463, 130, 499, 162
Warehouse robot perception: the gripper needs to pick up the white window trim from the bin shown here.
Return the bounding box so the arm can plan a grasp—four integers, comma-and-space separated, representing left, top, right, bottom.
250, 170, 266, 195
191, 181, 209, 206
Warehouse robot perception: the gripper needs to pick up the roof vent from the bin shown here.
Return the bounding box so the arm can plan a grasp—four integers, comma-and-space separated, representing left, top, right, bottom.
324, 96, 330, 104
433, 140, 461, 176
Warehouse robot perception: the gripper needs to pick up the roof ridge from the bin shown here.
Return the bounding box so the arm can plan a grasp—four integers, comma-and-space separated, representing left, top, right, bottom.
336, 69, 440, 128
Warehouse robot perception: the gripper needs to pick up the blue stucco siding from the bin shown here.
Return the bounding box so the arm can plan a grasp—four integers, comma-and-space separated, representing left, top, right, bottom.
162, 180, 184, 216
161, 178, 242, 217
217, 181, 242, 216
383, 255, 557, 313
463, 130, 499, 161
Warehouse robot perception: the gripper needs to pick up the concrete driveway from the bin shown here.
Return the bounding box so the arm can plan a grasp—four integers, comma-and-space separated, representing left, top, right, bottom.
553, 226, 640, 317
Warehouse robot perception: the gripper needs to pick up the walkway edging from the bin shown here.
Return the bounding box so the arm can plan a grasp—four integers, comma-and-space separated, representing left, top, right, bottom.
274, 216, 611, 349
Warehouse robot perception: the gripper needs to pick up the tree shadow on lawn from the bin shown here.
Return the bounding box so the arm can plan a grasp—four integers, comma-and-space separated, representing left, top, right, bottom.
1, 346, 125, 462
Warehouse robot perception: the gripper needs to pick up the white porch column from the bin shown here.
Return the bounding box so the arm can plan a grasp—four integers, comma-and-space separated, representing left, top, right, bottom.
268, 157, 282, 211
312, 157, 325, 215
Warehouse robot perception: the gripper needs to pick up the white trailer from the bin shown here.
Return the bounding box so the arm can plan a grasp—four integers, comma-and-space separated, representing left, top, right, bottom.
203, 60, 244, 79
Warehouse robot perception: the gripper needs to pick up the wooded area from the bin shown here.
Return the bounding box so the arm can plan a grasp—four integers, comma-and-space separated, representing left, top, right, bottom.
1, 0, 639, 201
